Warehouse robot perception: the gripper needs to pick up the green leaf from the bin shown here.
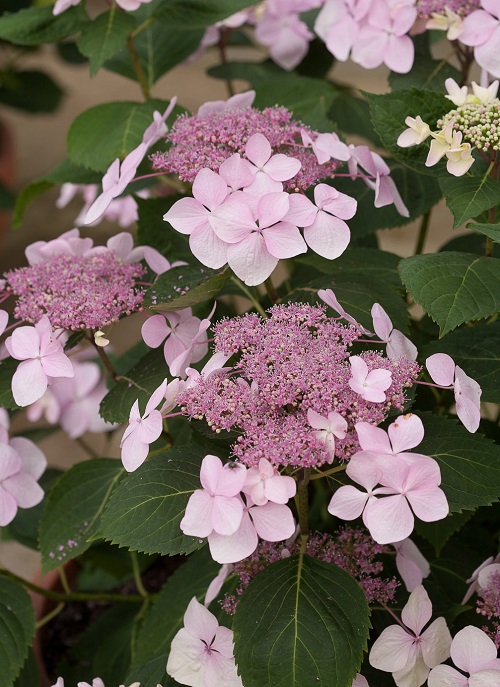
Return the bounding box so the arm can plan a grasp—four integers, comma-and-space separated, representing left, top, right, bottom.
0, 357, 19, 410
334, 164, 442, 237
389, 34, 460, 92
330, 91, 381, 147
416, 511, 474, 556
439, 174, 500, 228
127, 548, 218, 685
0, 70, 64, 113
0, 578, 35, 687
77, 8, 136, 77
0, 5, 88, 46
97, 445, 207, 555
468, 222, 500, 243
136, 196, 191, 261
99, 347, 168, 424
39, 459, 125, 574
295, 248, 402, 288
14, 649, 39, 687
67, 99, 176, 171
423, 321, 500, 403
398, 252, 500, 336
12, 159, 101, 228
419, 413, 500, 513
144, 265, 231, 312
208, 60, 284, 86
156, 0, 252, 28
234, 554, 370, 687
364, 88, 449, 175
0, 181, 15, 210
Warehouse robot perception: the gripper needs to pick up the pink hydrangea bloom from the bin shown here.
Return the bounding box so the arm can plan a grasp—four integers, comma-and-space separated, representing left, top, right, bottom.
24, 228, 93, 266
243, 133, 302, 201
352, 1, 417, 73
300, 129, 351, 165
307, 408, 348, 463
314, 0, 372, 62
120, 380, 168, 472
284, 183, 355, 260
0, 434, 46, 526
242, 457, 296, 506
163, 167, 230, 269
207, 495, 296, 564
426, 353, 482, 432
254, 0, 314, 71
0, 309, 8, 337
5, 317, 74, 407
180, 454, 247, 538
141, 307, 210, 378
353, 414, 430, 465
427, 625, 500, 687
328, 450, 449, 544
371, 303, 418, 360
197, 90, 255, 117
370, 585, 452, 687
348, 355, 392, 402
210, 191, 307, 286
393, 538, 431, 592
167, 597, 242, 687
463, 554, 500, 604
460, 0, 500, 78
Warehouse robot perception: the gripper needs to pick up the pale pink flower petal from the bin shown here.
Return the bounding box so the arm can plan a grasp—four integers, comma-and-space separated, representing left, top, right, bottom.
388, 414, 425, 455
246, 133, 272, 168
393, 538, 430, 592
421, 617, 454, 671
11, 359, 48, 407
428, 665, 468, 687
328, 485, 372, 521
211, 495, 244, 536
303, 211, 350, 260
142, 315, 169, 349
0, 484, 19, 527
0, 310, 7, 336
204, 564, 232, 606
451, 626, 499, 675
364, 493, 414, 544
454, 366, 482, 433
469, 670, 500, 687
426, 353, 456, 387
180, 489, 216, 538
227, 234, 278, 286
370, 625, 417, 673
163, 197, 210, 235
208, 511, 259, 564
401, 584, 432, 635
249, 501, 295, 541
3, 472, 44, 509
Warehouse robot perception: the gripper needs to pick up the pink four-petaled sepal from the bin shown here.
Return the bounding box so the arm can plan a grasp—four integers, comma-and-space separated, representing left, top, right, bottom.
120, 379, 168, 472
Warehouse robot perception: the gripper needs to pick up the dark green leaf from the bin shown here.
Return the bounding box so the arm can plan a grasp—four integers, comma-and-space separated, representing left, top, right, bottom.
439, 232, 485, 255
0, 5, 88, 45
127, 549, 218, 684
67, 99, 177, 171
39, 459, 125, 574
97, 445, 207, 555
13, 649, 39, 687
0, 70, 64, 113
155, 0, 252, 28
0, 357, 19, 410
77, 8, 136, 76
253, 76, 337, 127
330, 91, 381, 146
398, 252, 500, 336
295, 248, 402, 288
468, 222, 500, 243
364, 88, 449, 175
234, 554, 370, 687
0, 181, 15, 210
416, 511, 474, 556
439, 175, 500, 228
423, 321, 500, 403
12, 180, 54, 229
0, 579, 35, 687
136, 196, 192, 261
208, 60, 284, 86
144, 265, 231, 312
99, 347, 168, 424
419, 413, 500, 513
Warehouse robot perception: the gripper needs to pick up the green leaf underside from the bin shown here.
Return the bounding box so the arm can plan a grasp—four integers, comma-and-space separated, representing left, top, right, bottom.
144, 265, 231, 311
0, 579, 36, 687
439, 175, 500, 228
364, 89, 450, 176
127, 549, 218, 685
468, 222, 500, 243
67, 99, 176, 171
97, 446, 207, 555
40, 459, 125, 574
398, 252, 500, 336
419, 413, 500, 513
77, 8, 136, 76
423, 321, 500, 404
99, 347, 168, 424
0, 5, 88, 46
234, 554, 370, 687
155, 0, 255, 28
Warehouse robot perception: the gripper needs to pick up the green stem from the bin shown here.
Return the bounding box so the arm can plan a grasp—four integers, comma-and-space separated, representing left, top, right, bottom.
58, 567, 72, 595
264, 277, 279, 305
130, 551, 149, 599
35, 602, 65, 630
295, 468, 311, 539
0, 569, 143, 604
230, 276, 267, 317
217, 28, 235, 97
309, 464, 347, 481
89, 335, 118, 382
414, 209, 431, 255
127, 34, 150, 100
75, 436, 98, 459
130, 16, 154, 39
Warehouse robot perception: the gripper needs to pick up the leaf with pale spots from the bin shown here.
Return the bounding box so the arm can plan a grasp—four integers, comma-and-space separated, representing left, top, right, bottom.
143, 264, 230, 312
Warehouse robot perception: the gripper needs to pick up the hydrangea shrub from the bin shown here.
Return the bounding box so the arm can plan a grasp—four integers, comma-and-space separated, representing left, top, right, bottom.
0, 1, 499, 687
